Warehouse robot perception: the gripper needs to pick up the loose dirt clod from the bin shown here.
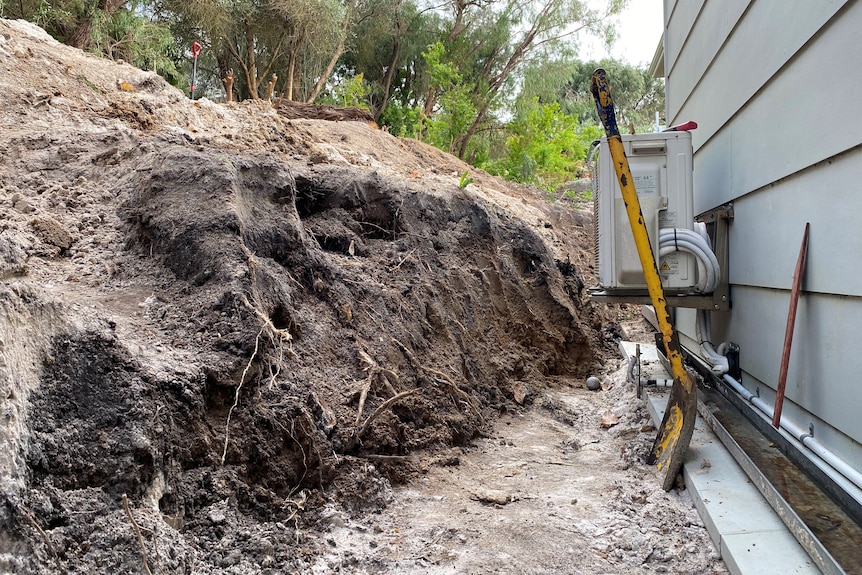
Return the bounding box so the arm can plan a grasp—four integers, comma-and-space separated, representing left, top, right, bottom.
0, 18, 725, 575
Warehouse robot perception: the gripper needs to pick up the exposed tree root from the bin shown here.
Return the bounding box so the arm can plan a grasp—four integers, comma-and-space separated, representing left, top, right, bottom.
221, 327, 263, 465
122, 494, 153, 575
391, 338, 485, 426
346, 389, 420, 452
16, 503, 61, 573
354, 340, 400, 425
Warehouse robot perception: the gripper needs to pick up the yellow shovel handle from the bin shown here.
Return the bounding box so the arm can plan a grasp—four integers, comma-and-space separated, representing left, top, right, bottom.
589, 68, 693, 397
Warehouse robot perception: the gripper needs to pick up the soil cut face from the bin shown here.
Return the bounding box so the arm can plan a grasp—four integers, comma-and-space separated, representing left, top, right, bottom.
0, 19, 726, 574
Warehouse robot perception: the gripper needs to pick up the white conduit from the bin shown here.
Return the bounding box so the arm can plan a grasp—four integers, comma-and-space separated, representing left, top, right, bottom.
658, 226, 720, 293
722, 373, 862, 501
696, 310, 729, 374
696, 294, 862, 502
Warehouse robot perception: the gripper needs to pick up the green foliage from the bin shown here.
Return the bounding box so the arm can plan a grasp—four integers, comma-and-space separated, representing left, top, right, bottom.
2, 0, 182, 86
4, 0, 661, 200
320, 73, 372, 109
422, 42, 460, 90
3, 0, 84, 44
481, 98, 600, 191
424, 85, 477, 153
458, 171, 474, 189
420, 42, 479, 153
91, 4, 182, 86
379, 102, 423, 138
342, 0, 438, 121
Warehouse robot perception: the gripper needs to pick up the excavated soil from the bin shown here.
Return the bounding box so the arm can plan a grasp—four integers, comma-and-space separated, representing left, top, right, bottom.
0, 19, 727, 574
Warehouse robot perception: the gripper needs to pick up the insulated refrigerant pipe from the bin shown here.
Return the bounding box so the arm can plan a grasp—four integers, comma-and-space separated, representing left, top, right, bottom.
722, 373, 862, 499
658, 227, 721, 293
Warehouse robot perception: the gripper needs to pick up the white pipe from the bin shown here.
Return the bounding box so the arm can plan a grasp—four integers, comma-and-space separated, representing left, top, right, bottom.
695, 310, 729, 374
694, 221, 710, 245
694, 300, 862, 502
658, 243, 711, 292
658, 228, 721, 293
722, 374, 862, 498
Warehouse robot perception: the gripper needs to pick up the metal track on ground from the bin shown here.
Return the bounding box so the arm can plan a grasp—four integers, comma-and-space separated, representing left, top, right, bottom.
696, 387, 846, 575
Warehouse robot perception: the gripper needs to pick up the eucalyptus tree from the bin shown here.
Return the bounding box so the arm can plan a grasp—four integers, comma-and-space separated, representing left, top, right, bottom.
422, 0, 627, 159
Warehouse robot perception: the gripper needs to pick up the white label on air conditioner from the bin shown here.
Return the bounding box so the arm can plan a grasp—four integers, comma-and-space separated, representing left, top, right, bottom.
633, 174, 657, 195
659, 211, 677, 227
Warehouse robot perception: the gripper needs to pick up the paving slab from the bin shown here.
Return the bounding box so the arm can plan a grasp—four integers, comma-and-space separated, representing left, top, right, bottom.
620, 340, 821, 575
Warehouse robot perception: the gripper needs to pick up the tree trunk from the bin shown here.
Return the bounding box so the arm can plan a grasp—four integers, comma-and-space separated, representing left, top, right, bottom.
306, 17, 350, 103
284, 27, 307, 101
253, 30, 286, 97
286, 49, 297, 101
456, 101, 489, 159
244, 26, 259, 99
375, 37, 401, 122
67, 20, 94, 49
66, 0, 125, 49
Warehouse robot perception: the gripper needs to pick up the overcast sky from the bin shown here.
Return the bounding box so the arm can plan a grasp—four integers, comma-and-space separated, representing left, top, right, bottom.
582, 0, 665, 66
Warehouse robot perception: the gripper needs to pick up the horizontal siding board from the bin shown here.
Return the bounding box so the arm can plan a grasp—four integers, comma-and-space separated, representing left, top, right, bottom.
691, 1, 862, 213
726, 146, 862, 297
667, 0, 862, 482
677, 299, 862, 471
666, 0, 750, 121
691, 130, 731, 214
674, 0, 848, 151
719, 286, 862, 463
664, 0, 705, 78
726, 3, 862, 194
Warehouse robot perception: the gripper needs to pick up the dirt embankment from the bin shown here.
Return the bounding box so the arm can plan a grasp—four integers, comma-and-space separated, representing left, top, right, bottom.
0, 18, 669, 574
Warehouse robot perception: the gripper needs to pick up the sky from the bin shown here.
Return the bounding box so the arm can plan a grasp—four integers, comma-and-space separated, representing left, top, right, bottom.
581, 0, 665, 67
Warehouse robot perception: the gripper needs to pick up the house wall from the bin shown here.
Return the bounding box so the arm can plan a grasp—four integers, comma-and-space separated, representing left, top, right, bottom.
662, 0, 862, 470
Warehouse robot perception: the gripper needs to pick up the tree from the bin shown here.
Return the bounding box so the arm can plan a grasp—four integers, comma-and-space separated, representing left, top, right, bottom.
271, 0, 342, 101
482, 97, 601, 190
90, 3, 181, 84
421, 42, 477, 152
3, 0, 128, 49
155, 0, 293, 100
426, 0, 628, 160
560, 59, 665, 132
155, 0, 388, 102
342, 0, 439, 122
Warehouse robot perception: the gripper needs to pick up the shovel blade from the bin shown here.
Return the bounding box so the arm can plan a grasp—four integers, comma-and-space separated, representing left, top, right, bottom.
647, 372, 698, 490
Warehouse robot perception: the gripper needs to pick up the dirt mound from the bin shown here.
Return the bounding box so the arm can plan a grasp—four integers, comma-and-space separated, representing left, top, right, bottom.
0, 19, 632, 573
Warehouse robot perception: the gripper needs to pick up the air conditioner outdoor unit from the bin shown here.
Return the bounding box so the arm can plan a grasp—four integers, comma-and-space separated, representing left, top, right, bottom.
593, 130, 699, 294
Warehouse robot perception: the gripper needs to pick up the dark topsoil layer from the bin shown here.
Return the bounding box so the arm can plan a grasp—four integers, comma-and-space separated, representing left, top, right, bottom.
0, 19, 624, 574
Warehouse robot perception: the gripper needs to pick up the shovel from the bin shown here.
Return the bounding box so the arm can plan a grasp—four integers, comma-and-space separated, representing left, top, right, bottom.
590, 68, 697, 490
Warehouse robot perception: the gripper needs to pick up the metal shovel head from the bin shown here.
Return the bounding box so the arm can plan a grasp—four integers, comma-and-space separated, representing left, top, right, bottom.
647, 370, 698, 490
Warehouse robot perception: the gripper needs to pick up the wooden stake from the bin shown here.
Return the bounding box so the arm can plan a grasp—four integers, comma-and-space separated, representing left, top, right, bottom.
773, 223, 810, 428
